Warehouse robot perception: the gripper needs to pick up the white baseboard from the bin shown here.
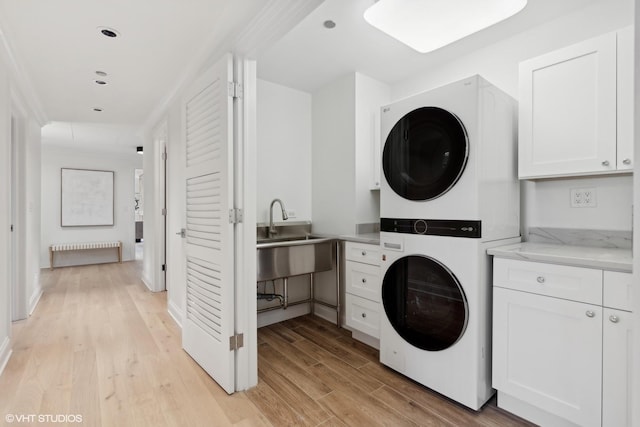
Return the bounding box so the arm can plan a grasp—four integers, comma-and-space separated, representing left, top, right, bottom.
141, 274, 153, 292
257, 303, 310, 328
167, 299, 182, 328
0, 337, 12, 376
313, 303, 339, 325
28, 287, 43, 316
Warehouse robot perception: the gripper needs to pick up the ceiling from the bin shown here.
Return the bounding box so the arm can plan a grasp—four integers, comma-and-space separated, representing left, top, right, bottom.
257, 0, 610, 93
0, 0, 625, 152
0, 0, 266, 152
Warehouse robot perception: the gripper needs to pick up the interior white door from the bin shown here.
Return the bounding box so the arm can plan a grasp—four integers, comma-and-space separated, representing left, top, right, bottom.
181, 53, 236, 394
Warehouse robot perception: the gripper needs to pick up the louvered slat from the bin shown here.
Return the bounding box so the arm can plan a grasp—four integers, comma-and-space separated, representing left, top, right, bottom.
186, 256, 223, 341
186, 78, 222, 168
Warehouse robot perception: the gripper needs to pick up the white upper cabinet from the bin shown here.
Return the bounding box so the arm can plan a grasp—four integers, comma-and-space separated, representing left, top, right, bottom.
518, 27, 633, 179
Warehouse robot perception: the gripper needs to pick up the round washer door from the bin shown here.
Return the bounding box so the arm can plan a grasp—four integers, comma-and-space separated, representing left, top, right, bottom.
382, 255, 468, 351
382, 107, 468, 201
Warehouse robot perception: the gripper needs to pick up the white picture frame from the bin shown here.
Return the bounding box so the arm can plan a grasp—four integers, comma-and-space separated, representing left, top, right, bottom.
61, 168, 114, 227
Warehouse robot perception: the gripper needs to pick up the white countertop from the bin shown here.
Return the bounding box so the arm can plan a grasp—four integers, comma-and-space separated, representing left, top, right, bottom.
312, 232, 380, 245
487, 242, 632, 272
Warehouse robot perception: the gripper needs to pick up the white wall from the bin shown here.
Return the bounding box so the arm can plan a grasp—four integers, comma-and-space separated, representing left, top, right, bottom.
40, 145, 143, 268
256, 79, 312, 223
390, 1, 635, 234
312, 73, 357, 235
24, 118, 41, 313
0, 47, 11, 372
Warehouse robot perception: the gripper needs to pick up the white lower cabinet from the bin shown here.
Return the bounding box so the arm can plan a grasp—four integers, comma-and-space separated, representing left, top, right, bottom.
344, 242, 381, 344
492, 258, 633, 427
602, 308, 633, 427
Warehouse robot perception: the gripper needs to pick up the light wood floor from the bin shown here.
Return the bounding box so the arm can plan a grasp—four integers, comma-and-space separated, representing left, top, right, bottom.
0, 261, 533, 427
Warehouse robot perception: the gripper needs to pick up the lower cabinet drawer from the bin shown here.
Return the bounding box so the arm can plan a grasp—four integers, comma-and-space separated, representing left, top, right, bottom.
345, 261, 380, 302
345, 293, 380, 339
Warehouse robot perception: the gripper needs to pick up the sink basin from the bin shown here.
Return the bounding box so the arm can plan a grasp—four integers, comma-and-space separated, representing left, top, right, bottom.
256, 236, 335, 282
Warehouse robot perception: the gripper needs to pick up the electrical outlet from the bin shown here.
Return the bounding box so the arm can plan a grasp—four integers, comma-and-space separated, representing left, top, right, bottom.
571, 188, 597, 208
286, 210, 297, 219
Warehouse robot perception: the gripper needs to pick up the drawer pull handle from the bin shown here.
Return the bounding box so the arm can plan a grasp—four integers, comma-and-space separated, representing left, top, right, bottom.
361, 313, 367, 318
361, 278, 367, 283
623, 158, 632, 165
361, 251, 367, 256
609, 315, 619, 323
586, 310, 596, 318
536, 276, 545, 284
602, 160, 610, 167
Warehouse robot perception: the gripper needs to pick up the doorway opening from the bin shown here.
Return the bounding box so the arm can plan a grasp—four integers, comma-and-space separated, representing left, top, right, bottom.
135, 168, 144, 261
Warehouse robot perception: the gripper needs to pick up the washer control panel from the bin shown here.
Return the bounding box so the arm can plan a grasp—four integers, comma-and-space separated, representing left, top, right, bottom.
380, 218, 481, 238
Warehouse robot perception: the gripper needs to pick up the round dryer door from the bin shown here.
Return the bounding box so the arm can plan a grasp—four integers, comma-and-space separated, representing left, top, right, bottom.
382, 107, 468, 201
382, 255, 468, 351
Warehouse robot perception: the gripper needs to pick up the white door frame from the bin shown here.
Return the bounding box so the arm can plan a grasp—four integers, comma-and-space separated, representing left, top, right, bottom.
153, 122, 167, 292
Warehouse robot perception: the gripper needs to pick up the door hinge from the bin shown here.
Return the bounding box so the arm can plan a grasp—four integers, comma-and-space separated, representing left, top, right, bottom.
162, 264, 166, 272
10, 224, 13, 232
229, 208, 243, 224
161, 208, 167, 216
229, 333, 244, 351
228, 81, 242, 99
162, 152, 167, 161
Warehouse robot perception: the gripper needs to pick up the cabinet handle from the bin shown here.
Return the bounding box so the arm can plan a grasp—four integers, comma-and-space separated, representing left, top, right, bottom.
361, 312, 367, 318
361, 278, 367, 283
602, 160, 610, 167
609, 315, 619, 323
536, 276, 545, 284
623, 158, 632, 165
586, 310, 596, 318
361, 251, 367, 256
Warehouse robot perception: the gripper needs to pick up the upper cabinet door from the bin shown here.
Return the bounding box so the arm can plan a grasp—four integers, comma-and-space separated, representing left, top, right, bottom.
617, 26, 634, 171
519, 32, 617, 179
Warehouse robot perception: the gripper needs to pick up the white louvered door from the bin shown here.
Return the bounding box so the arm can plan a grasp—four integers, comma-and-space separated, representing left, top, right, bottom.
181, 53, 236, 394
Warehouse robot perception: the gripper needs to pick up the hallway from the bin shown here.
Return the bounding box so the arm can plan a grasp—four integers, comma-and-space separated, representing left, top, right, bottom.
0, 262, 267, 426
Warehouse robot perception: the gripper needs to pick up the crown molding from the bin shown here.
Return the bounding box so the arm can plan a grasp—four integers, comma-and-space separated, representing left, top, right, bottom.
0, 16, 48, 126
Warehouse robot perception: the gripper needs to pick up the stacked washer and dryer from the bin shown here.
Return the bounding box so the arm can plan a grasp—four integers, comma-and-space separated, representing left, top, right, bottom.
379, 75, 520, 411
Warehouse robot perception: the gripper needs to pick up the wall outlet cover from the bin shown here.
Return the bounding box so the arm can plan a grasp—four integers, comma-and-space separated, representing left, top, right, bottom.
570, 187, 597, 208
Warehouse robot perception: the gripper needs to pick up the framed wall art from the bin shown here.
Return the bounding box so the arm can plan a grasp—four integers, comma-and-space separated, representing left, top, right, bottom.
61, 168, 114, 227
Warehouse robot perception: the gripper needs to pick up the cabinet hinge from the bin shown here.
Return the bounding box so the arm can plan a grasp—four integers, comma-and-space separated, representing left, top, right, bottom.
161, 208, 167, 216
229, 208, 243, 224
228, 81, 242, 99
162, 152, 167, 161
229, 333, 244, 351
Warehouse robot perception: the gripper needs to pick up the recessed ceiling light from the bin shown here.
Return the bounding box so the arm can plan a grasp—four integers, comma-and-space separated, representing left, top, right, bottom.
95, 80, 107, 85
323, 20, 336, 29
98, 27, 120, 38
93, 108, 103, 112
95, 71, 108, 77
364, 0, 528, 53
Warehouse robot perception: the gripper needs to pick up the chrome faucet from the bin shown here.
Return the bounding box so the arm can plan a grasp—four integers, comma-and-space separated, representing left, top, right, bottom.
268, 198, 288, 237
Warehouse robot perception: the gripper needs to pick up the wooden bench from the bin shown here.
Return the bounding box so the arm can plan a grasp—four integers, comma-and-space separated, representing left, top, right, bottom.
49, 241, 122, 270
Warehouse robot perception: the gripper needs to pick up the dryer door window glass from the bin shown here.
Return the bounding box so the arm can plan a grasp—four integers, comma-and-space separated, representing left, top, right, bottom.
382, 255, 468, 351
383, 107, 468, 201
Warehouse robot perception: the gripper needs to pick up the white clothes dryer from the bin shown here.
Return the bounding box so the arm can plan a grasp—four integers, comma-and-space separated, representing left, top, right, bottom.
379, 231, 520, 410
380, 75, 519, 242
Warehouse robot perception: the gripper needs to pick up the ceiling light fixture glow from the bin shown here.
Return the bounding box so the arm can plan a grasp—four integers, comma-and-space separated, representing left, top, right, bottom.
136, 146, 144, 155
363, 0, 527, 53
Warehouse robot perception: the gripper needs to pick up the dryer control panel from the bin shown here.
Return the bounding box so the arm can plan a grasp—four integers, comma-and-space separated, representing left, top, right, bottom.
381, 218, 481, 238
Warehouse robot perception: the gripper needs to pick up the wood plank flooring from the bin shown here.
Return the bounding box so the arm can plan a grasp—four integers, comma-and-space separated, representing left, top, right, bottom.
0, 261, 534, 427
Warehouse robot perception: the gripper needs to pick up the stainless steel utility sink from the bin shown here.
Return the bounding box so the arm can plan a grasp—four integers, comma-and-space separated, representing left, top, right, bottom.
256, 236, 335, 282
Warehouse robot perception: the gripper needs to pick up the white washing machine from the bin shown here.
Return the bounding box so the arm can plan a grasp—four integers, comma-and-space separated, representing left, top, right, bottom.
380, 75, 519, 242
379, 231, 520, 410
